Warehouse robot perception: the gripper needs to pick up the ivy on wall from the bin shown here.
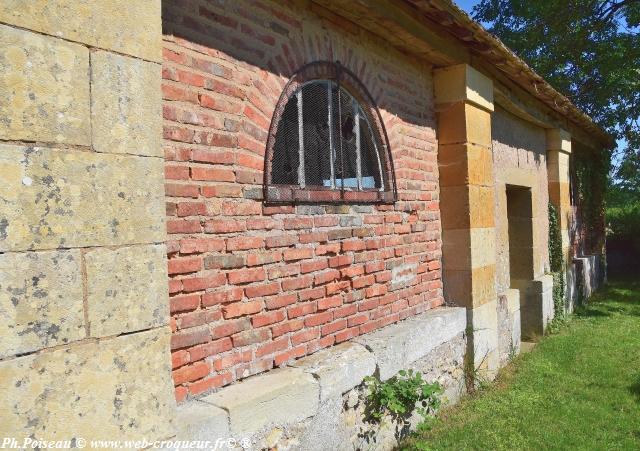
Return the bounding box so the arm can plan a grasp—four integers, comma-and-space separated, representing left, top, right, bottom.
573, 151, 608, 254
548, 203, 566, 317
548, 203, 563, 273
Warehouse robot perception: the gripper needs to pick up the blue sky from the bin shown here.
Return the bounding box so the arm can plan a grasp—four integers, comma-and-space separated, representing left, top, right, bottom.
453, 0, 479, 15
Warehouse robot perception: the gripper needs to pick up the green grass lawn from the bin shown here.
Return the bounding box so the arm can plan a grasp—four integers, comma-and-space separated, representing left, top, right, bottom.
401, 277, 640, 451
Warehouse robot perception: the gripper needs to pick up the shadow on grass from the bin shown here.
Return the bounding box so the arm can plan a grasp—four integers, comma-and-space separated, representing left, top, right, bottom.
575, 309, 611, 318
575, 277, 640, 319
630, 378, 640, 402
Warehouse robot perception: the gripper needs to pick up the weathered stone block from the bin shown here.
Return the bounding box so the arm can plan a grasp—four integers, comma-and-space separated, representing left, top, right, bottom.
0, 0, 161, 62
505, 288, 521, 356
355, 307, 466, 380
434, 64, 494, 112
0, 24, 89, 144
0, 250, 85, 358
172, 401, 230, 442
0, 327, 176, 441
437, 102, 492, 147
469, 185, 496, 228
439, 143, 493, 188
440, 185, 470, 229
546, 150, 571, 182
92, 51, 162, 157
85, 244, 168, 337
443, 264, 496, 308
546, 128, 571, 153
467, 299, 499, 378
548, 181, 572, 215
533, 274, 555, 332
442, 227, 496, 271
518, 275, 554, 339
465, 103, 493, 147
0, 145, 165, 251
443, 269, 473, 307
202, 368, 319, 437
291, 342, 376, 402
440, 185, 495, 230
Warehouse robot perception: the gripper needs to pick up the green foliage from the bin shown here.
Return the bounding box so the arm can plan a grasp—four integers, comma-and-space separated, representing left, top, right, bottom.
548, 203, 567, 320
364, 370, 442, 423
608, 203, 640, 245
548, 203, 563, 273
401, 278, 640, 450
473, 0, 638, 193
607, 182, 640, 253
574, 152, 608, 252
607, 201, 640, 253
606, 178, 640, 271
549, 271, 569, 332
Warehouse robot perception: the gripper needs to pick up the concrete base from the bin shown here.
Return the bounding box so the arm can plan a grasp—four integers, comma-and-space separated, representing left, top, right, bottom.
167, 307, 467, 450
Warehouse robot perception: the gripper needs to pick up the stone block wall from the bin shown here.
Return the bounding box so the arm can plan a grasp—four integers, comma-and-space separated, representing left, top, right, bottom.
162, 0, 443, 401
492, 107, 550, 294
0, 0, 176, 442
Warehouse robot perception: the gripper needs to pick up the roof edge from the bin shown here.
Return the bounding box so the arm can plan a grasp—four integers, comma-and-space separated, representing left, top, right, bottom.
414, 0, 615, 148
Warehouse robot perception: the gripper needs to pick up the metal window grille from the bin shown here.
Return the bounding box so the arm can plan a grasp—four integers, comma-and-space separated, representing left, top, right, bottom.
264, 61, 396, 204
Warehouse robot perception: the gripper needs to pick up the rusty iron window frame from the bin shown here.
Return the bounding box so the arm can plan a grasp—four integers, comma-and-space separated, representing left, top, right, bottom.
263, 61, 397, 205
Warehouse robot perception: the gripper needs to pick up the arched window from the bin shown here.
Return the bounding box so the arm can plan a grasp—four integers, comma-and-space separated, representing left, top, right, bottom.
264, 61, 396, 203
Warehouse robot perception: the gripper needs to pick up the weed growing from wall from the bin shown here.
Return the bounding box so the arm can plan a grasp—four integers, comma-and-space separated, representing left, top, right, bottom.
364, 370, 442, 424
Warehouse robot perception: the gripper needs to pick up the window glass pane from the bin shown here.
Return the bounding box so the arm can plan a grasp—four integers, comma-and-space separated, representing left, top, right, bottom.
359, 113, 383, 189
302, 81, 332, 186
336, 87, 358, 188
271, 94, 299, 185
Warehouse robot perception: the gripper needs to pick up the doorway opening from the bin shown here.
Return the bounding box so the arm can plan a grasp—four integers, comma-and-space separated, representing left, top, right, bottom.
506, 185, 536, 339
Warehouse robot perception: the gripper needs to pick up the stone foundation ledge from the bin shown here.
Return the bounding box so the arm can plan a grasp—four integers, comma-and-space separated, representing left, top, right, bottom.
165, 307, 466, 449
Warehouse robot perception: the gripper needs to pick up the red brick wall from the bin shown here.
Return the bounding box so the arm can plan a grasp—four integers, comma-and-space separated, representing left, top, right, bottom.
162, 0, 443, 402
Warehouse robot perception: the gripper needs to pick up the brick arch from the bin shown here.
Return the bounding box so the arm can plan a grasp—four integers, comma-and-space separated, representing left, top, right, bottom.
262, 60, 397, 204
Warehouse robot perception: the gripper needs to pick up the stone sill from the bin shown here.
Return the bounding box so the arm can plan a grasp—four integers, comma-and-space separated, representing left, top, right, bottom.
169, 306, 466, 444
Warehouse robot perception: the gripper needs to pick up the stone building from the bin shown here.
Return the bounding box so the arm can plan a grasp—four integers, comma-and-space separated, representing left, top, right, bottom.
0, 0, 609, 449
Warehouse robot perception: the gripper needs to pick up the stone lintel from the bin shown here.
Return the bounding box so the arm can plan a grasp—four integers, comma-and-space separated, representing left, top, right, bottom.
434, 64, 494, 112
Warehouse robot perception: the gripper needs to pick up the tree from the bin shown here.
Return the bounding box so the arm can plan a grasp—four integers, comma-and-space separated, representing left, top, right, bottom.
473, 0, 640, 198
